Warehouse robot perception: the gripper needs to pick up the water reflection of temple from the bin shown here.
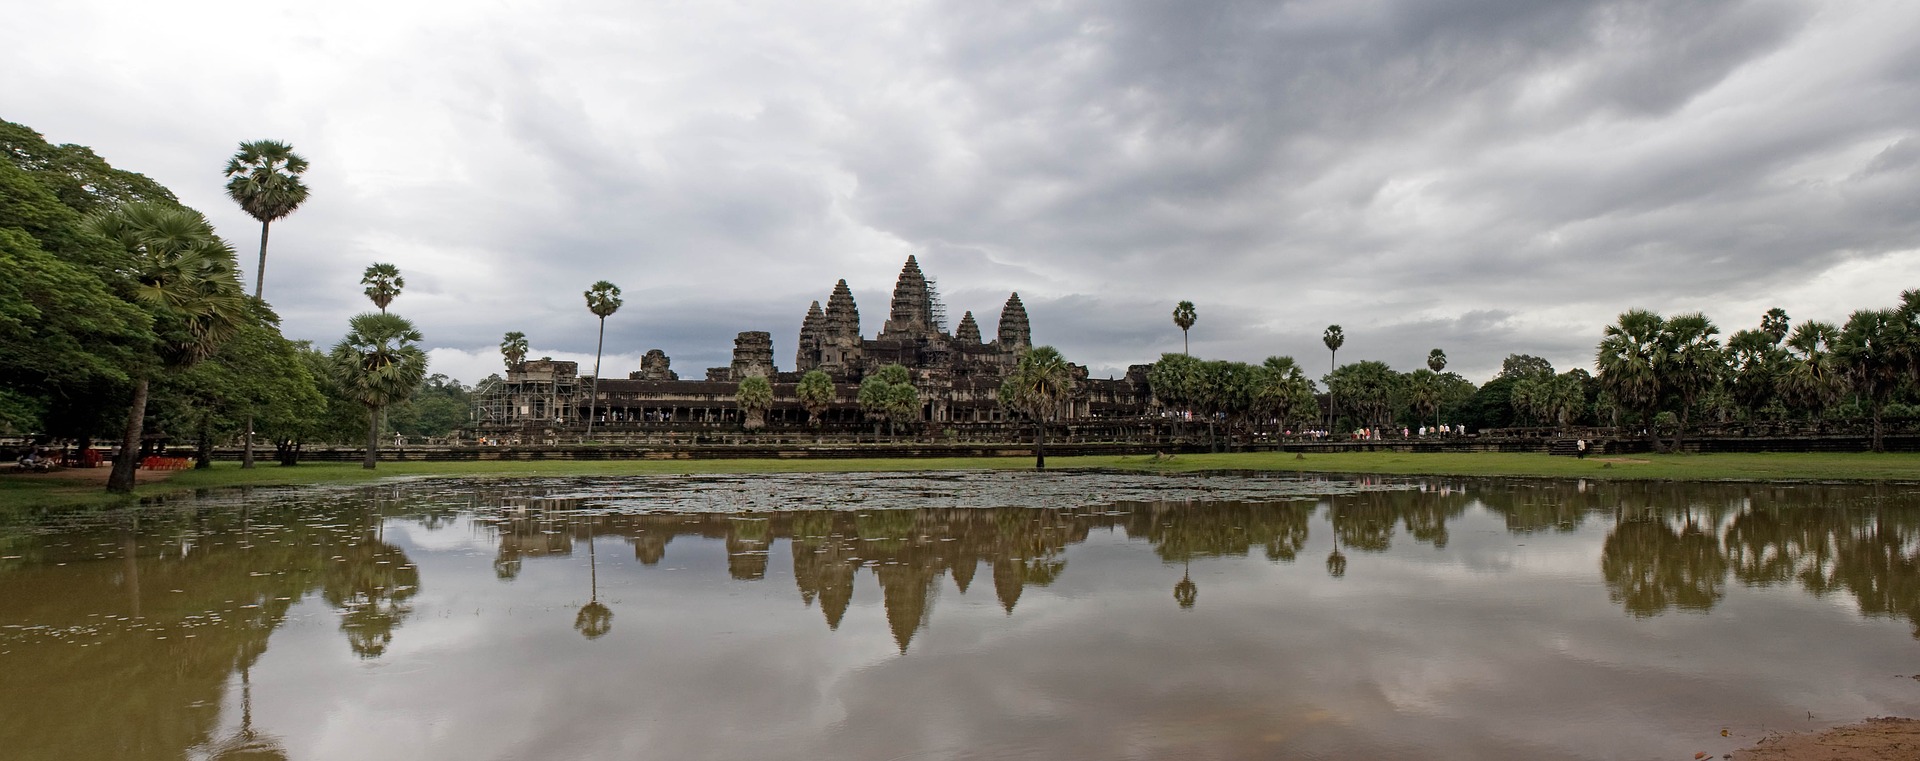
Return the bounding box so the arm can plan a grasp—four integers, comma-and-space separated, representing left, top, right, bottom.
478, 480, 1920, 646
480, 490, 1479, 651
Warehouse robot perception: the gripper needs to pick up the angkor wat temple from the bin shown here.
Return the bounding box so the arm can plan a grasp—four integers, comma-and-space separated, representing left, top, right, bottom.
472, 256, 1153, 440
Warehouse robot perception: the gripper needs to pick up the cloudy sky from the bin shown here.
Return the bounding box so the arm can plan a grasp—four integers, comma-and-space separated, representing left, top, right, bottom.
9, 0, 1919, 385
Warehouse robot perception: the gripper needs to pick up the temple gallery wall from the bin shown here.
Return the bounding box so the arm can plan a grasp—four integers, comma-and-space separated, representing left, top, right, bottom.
471, 256, 1153, 439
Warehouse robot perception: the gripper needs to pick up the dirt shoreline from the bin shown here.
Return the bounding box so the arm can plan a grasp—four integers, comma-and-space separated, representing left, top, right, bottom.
1732, 717, 1920, 760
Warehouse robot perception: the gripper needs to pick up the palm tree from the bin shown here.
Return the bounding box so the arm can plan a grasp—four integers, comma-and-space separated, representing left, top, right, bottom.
999, 346, 1076, 469
331, 312, 428, 469
500, 331, 529, 370
737, 375, 774, 430
1833, 309, 1905, 452
1760, 308, 1791, 345
360, 263, 403, 313
1781, 321, 1840, 418
1427, 348, 1447, 373
575, 522, 612, 640
1662, 313, 1724, 451
1596, 310, 1670, 449
1322, 325, 1344, 430
583, 281, 623, 439
223, 140, 310, 299
1172, 301, 1197, 355
796, 370, 835, 439
87, 203, 248, 492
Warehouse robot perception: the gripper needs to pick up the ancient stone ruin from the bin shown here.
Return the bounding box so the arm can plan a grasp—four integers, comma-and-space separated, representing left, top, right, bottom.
473, 256, 1152, 436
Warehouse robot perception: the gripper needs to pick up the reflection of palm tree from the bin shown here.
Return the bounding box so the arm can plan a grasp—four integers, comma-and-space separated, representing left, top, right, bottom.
1174, 560, 1197, 609
206, 665, 287, 761
575, 526, 613, 640
1325, 502, 1347, 578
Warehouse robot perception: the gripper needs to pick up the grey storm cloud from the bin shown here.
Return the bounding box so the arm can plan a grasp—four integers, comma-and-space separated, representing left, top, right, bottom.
7, 0, 1918, 385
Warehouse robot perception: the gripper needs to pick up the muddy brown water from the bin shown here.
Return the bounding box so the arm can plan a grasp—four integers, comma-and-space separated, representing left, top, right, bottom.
2, 472, 1918, 760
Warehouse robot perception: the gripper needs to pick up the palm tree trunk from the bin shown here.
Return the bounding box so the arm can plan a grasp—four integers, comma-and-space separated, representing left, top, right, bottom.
241, 413, 255, 469
1182, 330, 1189, 356
195, 415, 213, 469
364, 405, 380, 469
587, 317, 605, 439
108, 376, 148, 493
1643, 405, 1663, 453
254, 220, 271, 299
1034, 419, 1047, 469
1871, 404, 1885, 453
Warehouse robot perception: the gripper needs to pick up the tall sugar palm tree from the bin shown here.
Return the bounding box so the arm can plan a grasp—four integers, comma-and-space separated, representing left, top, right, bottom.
1172, 301, 1197, 355
88, 203, 249, 492
360, 263, 403, 313
1833, 308, 1905, 452
1663, 313, 1724, 451
1322, 325, 1344, 430
796, 369, 835, 439
1760, 308, 1791, 345
1781, 321, 1840, 418
999, 346, 1075, 469
1427, 348, 1447, 373
332, 312, 428, 469
223, 140, 310, 299
1596, 309, 1669, 451
583, 281, 623, 439
501, 331, 529, 370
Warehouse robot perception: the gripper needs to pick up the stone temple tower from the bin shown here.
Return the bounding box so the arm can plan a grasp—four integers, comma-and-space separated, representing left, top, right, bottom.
879, 255, 935, 340
819, 279, 862, 372
796, 300, 826, 372
954, 311, 982, 344
996, 293, 1031, 350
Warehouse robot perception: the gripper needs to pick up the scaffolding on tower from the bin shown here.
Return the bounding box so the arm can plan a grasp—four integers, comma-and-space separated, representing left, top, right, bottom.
926, 276, 948, 334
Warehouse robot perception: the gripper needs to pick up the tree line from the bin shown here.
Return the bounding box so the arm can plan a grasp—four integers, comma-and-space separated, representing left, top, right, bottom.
0, 120, 468, 489
1150, 298, 1920, 451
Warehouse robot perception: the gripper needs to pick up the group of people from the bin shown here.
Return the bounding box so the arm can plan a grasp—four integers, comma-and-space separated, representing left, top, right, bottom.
13, 447, 59, 471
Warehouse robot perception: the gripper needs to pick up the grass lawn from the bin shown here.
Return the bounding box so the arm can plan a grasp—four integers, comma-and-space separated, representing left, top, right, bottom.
4, 450, 1918, 516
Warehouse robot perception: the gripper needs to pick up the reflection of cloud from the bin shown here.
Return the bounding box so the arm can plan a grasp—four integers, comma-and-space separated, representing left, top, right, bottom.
225, 483, 1920, 761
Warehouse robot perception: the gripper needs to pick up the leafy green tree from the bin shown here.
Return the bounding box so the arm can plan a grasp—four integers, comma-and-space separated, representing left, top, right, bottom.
998, 346, 1076, 468
1255, 356, 1318, 435
583, 281, 622, 438
1427, 348, 1447, 373
796, 370, 835, 436
156, 301, 323, 467
2, 120, 178, 215
736, 375, 773, 430
1833, 308, 1907, 452
1147, 352, 1203, 427
500, 331, 528, 370
88, 202, 248, 492
331, 313, 428, 469
386, 374, 471, 439
1172, 301, 1196, 355
1325, 361, 1398, 433
360, 263, 403, 314
223, 140, 309, 299
1498, 354, 1555, 380
858, 364, 915, 438
0, 163, 149, 433
1405, 369, 1443, 430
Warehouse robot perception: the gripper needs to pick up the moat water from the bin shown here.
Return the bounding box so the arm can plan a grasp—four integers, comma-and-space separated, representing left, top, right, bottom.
4, 472, 1919, 760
